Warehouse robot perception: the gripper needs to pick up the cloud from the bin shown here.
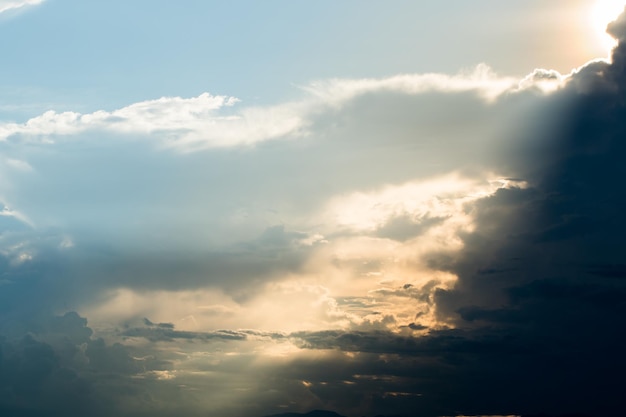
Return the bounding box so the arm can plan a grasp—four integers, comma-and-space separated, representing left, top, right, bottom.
0, 62, 547, 328
301, 64, 520, 103
0, 312, 114, 417
120, 321, 282, 343
0, 92, 304, 149
3, 7, 626, 417
0, 63, 557, 266
0, 0, 43, 14
0, 65, 538, 152
418, 8, 626, 416
0, 201, 33, 228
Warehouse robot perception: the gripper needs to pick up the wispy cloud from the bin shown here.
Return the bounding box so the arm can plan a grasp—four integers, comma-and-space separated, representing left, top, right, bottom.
0, 0, 44, 14
0, 65, 550, 151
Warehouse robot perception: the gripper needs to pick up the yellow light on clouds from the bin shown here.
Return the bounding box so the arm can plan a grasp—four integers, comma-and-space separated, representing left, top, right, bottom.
592, 0, 625, 52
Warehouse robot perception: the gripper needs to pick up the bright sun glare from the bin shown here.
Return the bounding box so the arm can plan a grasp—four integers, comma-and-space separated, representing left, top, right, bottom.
593, 0, 626, 51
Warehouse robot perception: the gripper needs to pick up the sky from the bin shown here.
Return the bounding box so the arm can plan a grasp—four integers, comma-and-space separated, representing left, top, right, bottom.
1, 1, 626, 417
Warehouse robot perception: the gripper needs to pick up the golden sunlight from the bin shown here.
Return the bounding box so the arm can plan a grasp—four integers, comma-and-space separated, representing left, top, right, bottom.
592, 0, 625, 52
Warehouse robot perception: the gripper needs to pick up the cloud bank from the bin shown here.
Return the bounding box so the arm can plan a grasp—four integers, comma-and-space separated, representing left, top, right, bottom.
2, 5, 626, 417
0, 65, 532, 151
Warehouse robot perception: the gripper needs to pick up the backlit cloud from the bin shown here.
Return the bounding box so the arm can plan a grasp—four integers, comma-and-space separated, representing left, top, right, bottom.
2, 3, 626, 417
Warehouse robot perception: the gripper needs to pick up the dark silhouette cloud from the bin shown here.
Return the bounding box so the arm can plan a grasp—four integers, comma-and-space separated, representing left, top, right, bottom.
0, 314, 98, 417
425, 8, 626, 416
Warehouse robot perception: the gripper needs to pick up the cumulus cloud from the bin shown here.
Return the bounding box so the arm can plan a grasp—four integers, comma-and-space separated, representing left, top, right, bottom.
0, 92, 295, 147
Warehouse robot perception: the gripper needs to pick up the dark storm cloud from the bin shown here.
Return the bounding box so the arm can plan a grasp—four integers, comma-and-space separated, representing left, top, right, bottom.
419, 9, 626, 417
0, 312, 114, 416
256, 329, 560, 417
0, 310, 202, 417
290, 328, 531, 357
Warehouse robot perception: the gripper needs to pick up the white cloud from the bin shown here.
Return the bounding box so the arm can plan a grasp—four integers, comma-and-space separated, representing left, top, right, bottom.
0, 66, 546, 151
0, 92, 312, 149
0, 0, 44, 14
321, 173, 496, 232
302, 64, 519, 104
0, 93, 237, 143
